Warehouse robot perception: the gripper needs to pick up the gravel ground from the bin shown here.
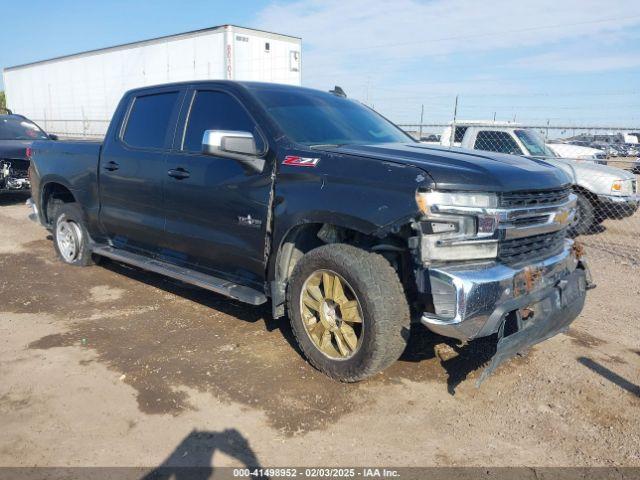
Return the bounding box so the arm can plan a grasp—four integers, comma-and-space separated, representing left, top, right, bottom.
0, 192, 638, 469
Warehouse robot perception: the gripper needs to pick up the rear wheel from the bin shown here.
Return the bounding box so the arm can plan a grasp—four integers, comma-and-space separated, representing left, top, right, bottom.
287, 244, 410, 382
52, 203, 94, 266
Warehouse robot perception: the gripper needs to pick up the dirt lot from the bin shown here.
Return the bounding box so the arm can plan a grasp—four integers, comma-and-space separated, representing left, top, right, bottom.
0, 192, 638, 469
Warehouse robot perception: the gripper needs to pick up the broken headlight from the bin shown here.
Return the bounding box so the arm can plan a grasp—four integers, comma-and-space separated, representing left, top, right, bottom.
415, 190, 500, 262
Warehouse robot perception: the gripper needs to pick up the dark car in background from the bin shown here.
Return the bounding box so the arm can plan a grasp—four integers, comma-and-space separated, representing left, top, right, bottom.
0, 114, 56, 193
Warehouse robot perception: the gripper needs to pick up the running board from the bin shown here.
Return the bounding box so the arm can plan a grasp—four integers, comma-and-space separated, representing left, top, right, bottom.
92, 246, 267, 305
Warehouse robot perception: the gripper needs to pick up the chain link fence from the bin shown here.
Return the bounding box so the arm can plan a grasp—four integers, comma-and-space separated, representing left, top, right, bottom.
400, 122, 640, 275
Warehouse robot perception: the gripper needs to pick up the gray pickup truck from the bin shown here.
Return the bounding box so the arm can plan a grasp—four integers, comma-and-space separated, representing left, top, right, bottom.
28, 81, 592, 383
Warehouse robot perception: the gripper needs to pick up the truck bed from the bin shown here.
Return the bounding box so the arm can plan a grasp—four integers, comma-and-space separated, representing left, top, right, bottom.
32, 139, 102, 184
30, 139, 103, 224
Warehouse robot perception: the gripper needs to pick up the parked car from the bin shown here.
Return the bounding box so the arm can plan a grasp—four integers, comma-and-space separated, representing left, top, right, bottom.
624, 144, 639, 157
0, 114, 57, 193
28, 81, 591, 383
440, 123, 638, 235
603, 144, 623, 157
419, 134, 441, 143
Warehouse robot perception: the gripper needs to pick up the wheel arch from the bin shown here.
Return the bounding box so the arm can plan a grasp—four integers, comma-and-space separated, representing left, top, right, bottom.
268, 215, 412, 319
41, 180, 77, 226
572, 184, 599, 205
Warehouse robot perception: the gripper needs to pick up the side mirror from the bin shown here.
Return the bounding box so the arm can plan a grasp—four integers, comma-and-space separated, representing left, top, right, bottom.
202, 130, 258, 157
48, 134, 58, 141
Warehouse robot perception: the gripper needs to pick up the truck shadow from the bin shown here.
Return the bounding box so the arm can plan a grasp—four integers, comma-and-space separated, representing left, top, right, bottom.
23, 247, 528, 433
103, 258, 497, 395
101, 258, 503, 395
0, 192, 30, 206
103, 257, 501, 394
399, 327, 498, 394
100, 258, 276, 327
141, 428, 268, 480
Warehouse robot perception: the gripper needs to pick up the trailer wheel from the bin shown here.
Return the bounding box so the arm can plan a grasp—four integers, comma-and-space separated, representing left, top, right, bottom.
52, 203, 94, 267
287, 244, 410, 382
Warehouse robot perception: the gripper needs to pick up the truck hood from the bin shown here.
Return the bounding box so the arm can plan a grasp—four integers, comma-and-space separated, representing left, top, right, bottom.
547, 143, 603, 158
0, 140, 34, 160
330, 143, 571, 192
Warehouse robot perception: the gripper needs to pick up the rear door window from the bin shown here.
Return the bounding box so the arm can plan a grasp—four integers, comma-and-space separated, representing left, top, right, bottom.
123, 91, 180, 149
474, 130, 523, 155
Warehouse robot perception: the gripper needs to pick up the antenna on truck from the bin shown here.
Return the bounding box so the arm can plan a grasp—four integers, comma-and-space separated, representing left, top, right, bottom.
329, 86, 347, 98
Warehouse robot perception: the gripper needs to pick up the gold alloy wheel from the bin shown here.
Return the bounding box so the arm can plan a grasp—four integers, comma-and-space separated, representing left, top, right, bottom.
300, 270, 364, 360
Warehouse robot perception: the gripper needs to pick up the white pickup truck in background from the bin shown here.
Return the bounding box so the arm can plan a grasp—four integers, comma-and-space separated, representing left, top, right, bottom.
438, 122, 639, 235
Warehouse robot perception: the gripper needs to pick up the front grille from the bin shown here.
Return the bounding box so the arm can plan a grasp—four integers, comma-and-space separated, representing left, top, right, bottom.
500, 187, 571, 209
498, 229, 567, 264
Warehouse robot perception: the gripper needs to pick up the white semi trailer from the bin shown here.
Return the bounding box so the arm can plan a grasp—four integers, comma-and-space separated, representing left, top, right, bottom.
2, 25, 302, 138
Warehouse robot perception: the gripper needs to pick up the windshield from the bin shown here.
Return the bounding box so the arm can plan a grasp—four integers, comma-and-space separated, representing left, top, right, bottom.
0, 117, 49, 141
514, 129, 556, 157
249, 86, 412, 147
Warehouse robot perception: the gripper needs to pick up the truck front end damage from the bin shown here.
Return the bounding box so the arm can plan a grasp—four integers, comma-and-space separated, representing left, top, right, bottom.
0, 158, 30, 192
412, 186, 592, 384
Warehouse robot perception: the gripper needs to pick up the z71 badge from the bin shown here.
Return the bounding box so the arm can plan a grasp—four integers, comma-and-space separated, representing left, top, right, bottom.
282, 155, 320, 167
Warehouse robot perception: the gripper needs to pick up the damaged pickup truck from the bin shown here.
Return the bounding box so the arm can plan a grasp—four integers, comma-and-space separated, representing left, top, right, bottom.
0, 114, 56, 193
28, 81, 592, 383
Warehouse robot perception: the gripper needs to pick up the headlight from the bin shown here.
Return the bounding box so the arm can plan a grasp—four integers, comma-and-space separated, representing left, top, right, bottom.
415, 190, 499, 262
611, 179, 633, 196
416, 191, 498, 212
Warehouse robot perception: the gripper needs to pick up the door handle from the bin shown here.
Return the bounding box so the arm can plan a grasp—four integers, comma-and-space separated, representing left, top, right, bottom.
167, 168, 190, 180
104, 161, 119, 171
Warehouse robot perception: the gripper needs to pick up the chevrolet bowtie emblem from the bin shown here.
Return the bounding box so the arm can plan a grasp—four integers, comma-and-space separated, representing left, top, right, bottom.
554, 209, 571, 225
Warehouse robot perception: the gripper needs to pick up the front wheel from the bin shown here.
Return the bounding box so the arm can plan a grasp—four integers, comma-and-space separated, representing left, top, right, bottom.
52, 203, 94, 266
568, 192, 596, 237
287, 244, 410, 382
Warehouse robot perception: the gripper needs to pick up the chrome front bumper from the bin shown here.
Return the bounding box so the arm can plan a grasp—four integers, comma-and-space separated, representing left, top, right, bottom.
420, 240, 589, 342
596, 193, 639, 204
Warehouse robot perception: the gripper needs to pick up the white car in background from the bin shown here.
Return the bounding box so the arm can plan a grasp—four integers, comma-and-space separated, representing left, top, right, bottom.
439, 122, 639, 235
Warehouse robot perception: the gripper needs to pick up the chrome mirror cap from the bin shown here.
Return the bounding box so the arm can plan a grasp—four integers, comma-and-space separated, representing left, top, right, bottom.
202, 130, 257, 156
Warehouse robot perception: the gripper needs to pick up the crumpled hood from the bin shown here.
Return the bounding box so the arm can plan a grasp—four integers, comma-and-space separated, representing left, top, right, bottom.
329, 143, 571, 192
0, 140, 33, 161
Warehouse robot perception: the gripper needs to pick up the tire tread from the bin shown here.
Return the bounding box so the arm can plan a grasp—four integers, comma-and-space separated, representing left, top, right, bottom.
287, 244, 410, 382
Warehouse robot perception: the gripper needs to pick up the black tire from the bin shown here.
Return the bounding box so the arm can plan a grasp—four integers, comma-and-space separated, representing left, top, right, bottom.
287, 244, 410, 382
51, 202, 94, 267
568, 192, 596, 237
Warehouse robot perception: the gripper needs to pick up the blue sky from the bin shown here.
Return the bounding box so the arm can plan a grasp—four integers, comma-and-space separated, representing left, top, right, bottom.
1, 0, 640, 127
